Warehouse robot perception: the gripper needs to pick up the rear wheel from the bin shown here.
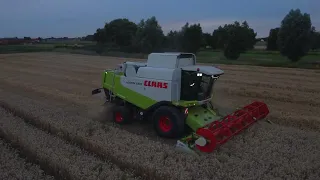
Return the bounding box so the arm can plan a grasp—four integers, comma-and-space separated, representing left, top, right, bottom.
152, 106, 185, 138
112, 105, 132, 124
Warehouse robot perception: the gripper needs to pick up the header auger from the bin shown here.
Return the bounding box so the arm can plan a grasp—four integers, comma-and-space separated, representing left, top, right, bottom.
92, 52, 270, 154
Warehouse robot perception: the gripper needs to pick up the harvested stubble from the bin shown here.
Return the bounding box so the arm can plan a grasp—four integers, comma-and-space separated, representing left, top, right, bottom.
1, 53, 320, 179
1, 91, 320, 180
1, 53, 320, 133
220, 79, 320, 94
213, 64, 320, 77
218, 84, 320, 107
0, 108, 140, 180
212, 86, 320, 131
0, 92, 181, 180
1, 65, 319, 132
0, 139, 54, 180
2, 65, 97, 87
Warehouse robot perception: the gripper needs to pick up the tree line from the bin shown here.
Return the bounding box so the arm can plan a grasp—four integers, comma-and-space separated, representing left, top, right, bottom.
92, 9, 320, 62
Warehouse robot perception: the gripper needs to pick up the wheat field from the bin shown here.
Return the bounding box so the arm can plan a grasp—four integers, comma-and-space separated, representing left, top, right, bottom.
0, 52, 319, 180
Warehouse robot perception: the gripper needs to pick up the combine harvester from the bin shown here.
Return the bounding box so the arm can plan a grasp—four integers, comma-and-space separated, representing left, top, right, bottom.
92, 53, 269, 154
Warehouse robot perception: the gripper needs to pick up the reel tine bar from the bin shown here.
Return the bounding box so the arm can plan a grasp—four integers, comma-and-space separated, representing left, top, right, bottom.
195, 101, 269, 152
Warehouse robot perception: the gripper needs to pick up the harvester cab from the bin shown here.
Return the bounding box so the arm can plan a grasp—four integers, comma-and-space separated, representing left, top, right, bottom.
92, 52, 269, 153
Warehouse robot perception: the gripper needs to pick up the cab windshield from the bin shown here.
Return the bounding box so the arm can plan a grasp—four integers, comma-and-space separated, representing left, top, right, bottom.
180, 70, 217, 101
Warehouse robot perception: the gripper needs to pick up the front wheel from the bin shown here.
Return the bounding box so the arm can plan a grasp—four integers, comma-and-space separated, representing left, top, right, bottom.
112, 105, 132, 124
152, 106, 185, 138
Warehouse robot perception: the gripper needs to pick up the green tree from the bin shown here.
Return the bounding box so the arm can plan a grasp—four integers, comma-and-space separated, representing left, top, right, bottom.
211, 21, 256, 54
180, 23, 203, 54
313, 32, 320, 50
211, 21, 256, 60
133, 16, 165, 53
202, 33, 212, 48
311, 27, 320, 50
224, 43, 240, 60
105, 18, 137, 47
165, 30, 180, 51
83, 35, 94, 41
277, 9, 313, 62
267, 28, 280, 50
211, 26, 228, 49
93, 28, 107, 44
223, 23, 242, 60
240, 21, 256, 50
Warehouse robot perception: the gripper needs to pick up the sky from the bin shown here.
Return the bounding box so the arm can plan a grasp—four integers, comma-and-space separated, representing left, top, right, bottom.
0, 0, 319, 38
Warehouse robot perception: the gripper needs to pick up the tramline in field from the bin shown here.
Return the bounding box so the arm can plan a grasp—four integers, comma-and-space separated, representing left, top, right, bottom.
92, 52, 270, 153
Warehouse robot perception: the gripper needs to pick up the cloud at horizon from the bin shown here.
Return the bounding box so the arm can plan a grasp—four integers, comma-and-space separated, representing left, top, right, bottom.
0, 0, 319, 38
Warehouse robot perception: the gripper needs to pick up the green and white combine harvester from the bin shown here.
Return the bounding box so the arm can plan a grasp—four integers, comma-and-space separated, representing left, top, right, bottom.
92, 53, 270, 154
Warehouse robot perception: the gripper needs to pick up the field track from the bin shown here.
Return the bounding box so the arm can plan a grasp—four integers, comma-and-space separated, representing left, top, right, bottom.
0, 52, 320, 180
0, 138, 54, 180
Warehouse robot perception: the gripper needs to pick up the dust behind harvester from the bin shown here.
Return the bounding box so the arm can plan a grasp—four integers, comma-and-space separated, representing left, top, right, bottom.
92, 52, 270, 153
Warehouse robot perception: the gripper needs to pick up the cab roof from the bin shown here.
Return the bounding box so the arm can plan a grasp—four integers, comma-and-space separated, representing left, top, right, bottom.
181, 65, 224, 76
148, 52, 196, 59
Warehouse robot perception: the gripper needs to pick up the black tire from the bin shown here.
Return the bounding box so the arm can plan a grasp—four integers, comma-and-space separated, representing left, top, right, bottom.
152, 106, 185, 138
112, 105, 132, 124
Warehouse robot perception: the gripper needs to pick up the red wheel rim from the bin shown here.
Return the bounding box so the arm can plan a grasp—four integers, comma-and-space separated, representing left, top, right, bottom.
115, 112, 123, 122
158, 116, 172, 132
